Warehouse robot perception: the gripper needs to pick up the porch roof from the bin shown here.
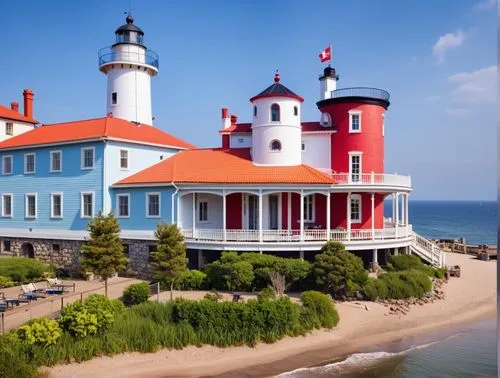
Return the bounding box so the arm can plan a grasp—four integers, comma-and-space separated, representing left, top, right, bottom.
114, 148, 335, 186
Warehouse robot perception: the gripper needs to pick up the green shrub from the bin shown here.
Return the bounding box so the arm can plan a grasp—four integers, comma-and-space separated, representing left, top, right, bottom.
0, 336, 37, 378
59, 302, 99, 338
363, 277, 389, 300
16, 317, 62, 347
0, 257, 49, 283
204, 260, 254, 291
434, 267, 446, 279
0, 276, 14, 289
109, 299, 126, 314
257, 287, 276, 301
379, 270, 432, 299
122, 282, 151, 306
176, 270, 207, 290
300, 291, 339, 328
388, 255, 424, 271
204, 290, 223, 302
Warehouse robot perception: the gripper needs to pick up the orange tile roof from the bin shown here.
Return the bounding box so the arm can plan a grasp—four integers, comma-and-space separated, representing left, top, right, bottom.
0, 116, 195, 150
220, 121, 334, 133
0, 105, 38, 124
115, 148, 334, 185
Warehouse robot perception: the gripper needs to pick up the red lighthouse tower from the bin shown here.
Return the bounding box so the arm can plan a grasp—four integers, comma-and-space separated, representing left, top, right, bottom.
316, 66, 391, 232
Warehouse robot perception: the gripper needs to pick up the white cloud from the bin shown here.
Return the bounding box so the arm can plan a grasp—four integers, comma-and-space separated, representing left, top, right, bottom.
445, 108, 472, 117
426, 95, 440, 102
474, 0, 496, 10
432, 29, 466, 64
448, 65, 497, 104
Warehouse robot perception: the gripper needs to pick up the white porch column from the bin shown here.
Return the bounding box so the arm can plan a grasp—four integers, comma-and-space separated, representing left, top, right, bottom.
392, 193, 396, 222
395, 192, 399, 238
299, 250, 304, 260
176, 193, 181, 227
300, 190, 304, 242
405, 193, 409, 225
371, 193, 375, 240
373, 249, 378, 264
326, 192, 331, 241
287, 192, 292, 232
259, 189, 263, 242
222, 189, 227, 242
192, 192, 196, 237
197, 250, 204, 269
346, 193, 351, 241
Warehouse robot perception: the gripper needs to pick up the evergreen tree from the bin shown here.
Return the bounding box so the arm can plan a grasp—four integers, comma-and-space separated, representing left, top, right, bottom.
81, 212, 128, 296
313, 241, 368, 297
149, 222, 187, 300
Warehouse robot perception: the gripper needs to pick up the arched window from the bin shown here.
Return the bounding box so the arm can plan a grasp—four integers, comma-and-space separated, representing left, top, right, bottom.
271, 104, 280, 122
270, 139, 282, 151
253, 105, 257, 117
294, 106, 298, 116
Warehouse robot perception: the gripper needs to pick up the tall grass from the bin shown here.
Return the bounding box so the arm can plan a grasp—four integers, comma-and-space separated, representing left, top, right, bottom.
0, 291, 339, 378
0, 258, 51, 283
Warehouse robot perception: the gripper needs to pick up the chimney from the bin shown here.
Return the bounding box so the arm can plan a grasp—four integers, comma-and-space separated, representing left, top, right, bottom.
23, 89, 34, 119
230, 114, 238, 124
10, 102, 19, 113
221, 107, 231, 129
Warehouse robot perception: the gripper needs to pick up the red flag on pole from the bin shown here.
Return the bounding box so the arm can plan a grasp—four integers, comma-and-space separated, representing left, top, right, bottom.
319, 45, 332, 63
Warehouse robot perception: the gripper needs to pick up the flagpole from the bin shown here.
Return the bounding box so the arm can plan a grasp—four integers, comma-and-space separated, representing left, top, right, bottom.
329, 42, 332, 66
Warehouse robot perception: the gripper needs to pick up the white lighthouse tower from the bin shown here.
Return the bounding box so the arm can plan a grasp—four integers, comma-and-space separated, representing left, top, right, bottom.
250, 72, 304, 166
98, 14, 159, 125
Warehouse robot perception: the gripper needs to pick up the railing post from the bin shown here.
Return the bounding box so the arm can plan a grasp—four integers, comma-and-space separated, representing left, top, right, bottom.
222, 189, 227, 242
371, 171, 374, 184
326, 192, 331, 241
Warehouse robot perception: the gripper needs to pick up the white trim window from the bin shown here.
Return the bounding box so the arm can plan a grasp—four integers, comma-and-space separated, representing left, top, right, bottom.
81, 147, 95, 169
25, 193, 37, 218
198, 200, 208, 222
24, 153, 35, 174
146, 193, 160, 217
2, 155, 13, 175
117, 193, 130, 218
120, 149, 129, 170
50, 192, 63, 218
320, 112, 332, 127
349, 110, 362, 133
349, 152, 362, 183
271, 103, 280, 122
350, 194, 362, 223
270, 139, 282, 152
50, 150, 62, 172
304, 194, 315, 222
1, 194, 13, 217
81, 192, 94, 218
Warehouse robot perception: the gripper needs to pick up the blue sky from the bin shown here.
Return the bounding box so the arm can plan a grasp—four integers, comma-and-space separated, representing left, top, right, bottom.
1, 0, 496, 200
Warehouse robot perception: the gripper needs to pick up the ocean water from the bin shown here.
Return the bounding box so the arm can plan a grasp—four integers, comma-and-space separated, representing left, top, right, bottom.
279, 200, 497, 378
385, 200, 497, 246
279, 319, 497, 378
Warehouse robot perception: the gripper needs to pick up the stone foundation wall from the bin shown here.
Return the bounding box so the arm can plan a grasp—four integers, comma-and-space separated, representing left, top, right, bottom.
122, 239, 157, 279
0, 237, 82, 270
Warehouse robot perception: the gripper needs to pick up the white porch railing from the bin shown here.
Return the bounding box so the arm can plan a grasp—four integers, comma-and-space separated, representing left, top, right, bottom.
330, 173, 411, 187
410, 232, 445, 268
182, 226, 412, 243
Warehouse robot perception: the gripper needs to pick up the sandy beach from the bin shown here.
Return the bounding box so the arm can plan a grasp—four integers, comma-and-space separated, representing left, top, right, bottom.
46, 253, 496, 378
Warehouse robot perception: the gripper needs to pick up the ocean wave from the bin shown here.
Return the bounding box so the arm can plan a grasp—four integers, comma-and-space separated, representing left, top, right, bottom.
277, 333, 463, 377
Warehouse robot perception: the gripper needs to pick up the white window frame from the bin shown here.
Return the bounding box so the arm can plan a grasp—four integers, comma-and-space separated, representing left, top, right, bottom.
81, 147, 95, 170
350, 194, 362, 224
5, 122, 13, 136
321, 112, 332, 127
50, 150, 62, 173
25, 193, 37, 219
146, 192, 161, 218
2, 155, 13, 175
119, 149, 129, 170
382, 113, 385, 137
270, 103, 280, 122
303, 194, 315, 223
1, 193, 13, 218
80, 191, 95, 218
349, 110, 362, 133
348, 151, 363, 183
198, 199, 208, 223
24, 153, 36, 174
116, 193, 130, 218
50, 192, 63, 219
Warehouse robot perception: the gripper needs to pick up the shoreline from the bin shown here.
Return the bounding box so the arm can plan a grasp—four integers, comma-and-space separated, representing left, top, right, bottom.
46, 253, 496, 378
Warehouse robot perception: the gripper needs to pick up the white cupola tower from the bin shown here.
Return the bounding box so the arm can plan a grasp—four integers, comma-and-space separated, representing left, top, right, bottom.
319, 65, 339, 100
98, 14, 159, 125
250, 71, 304, 166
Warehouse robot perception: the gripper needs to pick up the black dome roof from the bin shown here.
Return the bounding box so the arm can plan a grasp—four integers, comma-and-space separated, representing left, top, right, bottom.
249, 72, 304, 102
115, 14, 144, 35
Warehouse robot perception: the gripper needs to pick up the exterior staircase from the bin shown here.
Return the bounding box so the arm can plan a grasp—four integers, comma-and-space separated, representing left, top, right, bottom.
410, 232, 446, 268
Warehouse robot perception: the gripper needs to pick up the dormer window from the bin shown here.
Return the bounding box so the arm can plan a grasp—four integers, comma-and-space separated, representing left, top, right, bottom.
253, 106, 257, 117
270, 139, 282, 152
294, 106, 298, 116
271, 104, 280, 122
